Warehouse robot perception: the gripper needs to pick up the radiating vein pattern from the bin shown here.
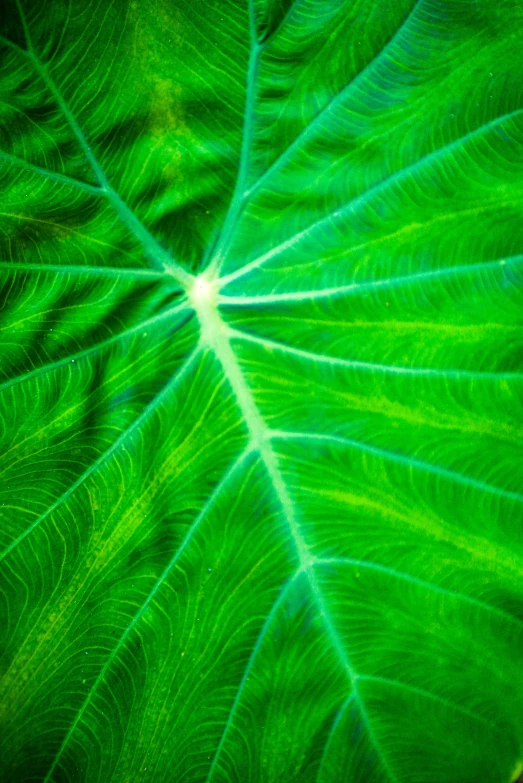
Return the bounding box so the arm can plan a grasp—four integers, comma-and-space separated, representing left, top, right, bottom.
1, 0, 523, 782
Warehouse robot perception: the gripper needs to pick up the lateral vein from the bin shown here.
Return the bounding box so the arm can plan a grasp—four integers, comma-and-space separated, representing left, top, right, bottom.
219, 109, 523, 287
218, 254, 523, 300
228, 328, 523, 380
0, 150, 104, 195
269, 430, 523, 503
6, 3, 193, 288
42, 446, 250, 783
0, 347, 199, 564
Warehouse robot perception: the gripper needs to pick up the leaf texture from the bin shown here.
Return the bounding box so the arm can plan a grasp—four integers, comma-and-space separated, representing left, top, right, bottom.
1, 1, 523, 781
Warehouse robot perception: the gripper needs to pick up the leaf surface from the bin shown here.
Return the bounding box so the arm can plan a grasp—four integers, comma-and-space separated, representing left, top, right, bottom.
1, 1, 523, 781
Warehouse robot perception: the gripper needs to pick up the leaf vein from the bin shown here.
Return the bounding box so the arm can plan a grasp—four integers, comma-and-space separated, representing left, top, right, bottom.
0, 347, 199, 564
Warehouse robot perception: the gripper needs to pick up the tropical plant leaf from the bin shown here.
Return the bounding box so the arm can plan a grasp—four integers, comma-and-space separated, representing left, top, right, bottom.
1, 0, 523, 781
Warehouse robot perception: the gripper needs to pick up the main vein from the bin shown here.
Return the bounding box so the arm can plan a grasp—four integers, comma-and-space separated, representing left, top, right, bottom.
191, 284, 397, 782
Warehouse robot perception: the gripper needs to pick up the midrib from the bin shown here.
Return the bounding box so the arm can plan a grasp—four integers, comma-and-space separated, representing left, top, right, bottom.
190, 282, 358, 678
191, 285, 311, 565
190, 286, 402, 781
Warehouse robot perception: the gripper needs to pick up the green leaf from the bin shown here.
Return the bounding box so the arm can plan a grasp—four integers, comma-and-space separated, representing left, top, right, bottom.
1, 0, 523, 780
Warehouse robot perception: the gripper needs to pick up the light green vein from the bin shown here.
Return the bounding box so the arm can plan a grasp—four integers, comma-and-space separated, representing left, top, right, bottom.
42, 447, 250, 783
207, 0, 262, 273
0, 33, 26, 55
354, 678, 401, 783
315, 693, 355, 783
0, 301, 191, 393
29, 52, 192, 285
191, 286, 395, 781
6, 5, 193, 288
0, 347, 200, 564
0, 151, 104, 195
228, 327, 523, 380
260, 0, 306, 47
244, 0, 422, 200
314, 557, 523, 630
218, 254, 523, 303
0, 261, 170, 280
219, 108, 523, 287
357, 674, 500, 730
14, 0, 31, 47
269, 431, 523, 503
206, 571, 300, 783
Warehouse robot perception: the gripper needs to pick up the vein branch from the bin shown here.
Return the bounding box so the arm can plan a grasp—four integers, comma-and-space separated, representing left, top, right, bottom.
315, 693, 355, 782
218, 255, 523, 302
206, 572, 300, 783
28, 51, 191, 286
5, 3, 192, 288
0, 261, 170, 279
228, 327, 523, 381
244, 0, 423, 201
358, 674, 501, 729
315, 557, 523, 630
207, 4, 262, 273
0, 346, 199, 564
0, 301, 191, 395
269, 430, 523, 503
42, 446, 249, 783
0, 150, 104, 195
219, 108, 523, 288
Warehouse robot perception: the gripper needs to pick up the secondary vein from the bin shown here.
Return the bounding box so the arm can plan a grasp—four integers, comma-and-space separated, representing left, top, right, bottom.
42, 446, 250, 783
0, 347, 199, 564
206, 1, 263, 273
228, 327, 523, 380
218, 108, 523, 288
0, 150, 104, 195
6, 4, 193, 288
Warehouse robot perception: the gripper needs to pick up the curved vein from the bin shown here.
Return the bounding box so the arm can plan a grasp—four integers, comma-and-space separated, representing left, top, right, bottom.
260, 0, 306, 47
206, 571, 300, 783
0, 347, 200, 564
353, 679, 400, 783
314, 557, 523, 630
269, 431, 523, 503
227, 327, 523, 380
357, 674, 499, 730
0, 301, 191, 393
315, 693, 355, 782
220, 108, 523, 287
7, 4, 193, 287
244, 0, 422, 200
0, 150, 104, 195
42, 447, 250, 783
